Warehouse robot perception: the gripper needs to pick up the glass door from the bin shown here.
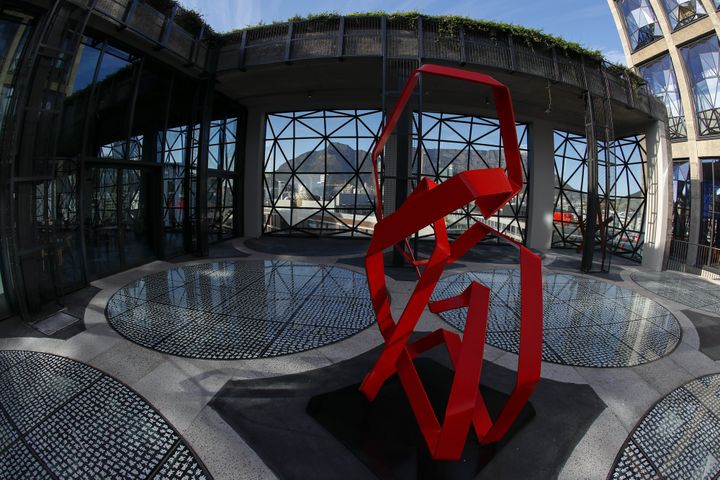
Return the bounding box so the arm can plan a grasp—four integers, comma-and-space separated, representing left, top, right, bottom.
83, 164, 159, 279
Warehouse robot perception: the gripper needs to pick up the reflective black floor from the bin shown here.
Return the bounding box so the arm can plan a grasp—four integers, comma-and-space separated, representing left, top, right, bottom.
610, 374, 720, 479
0, 351, 208, 479
632, 271, 720, 315
106, 260, 374, 359
432, 269, 681, 367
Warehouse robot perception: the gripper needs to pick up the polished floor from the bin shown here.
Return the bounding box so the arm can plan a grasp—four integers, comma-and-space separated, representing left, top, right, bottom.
0, 239, 717, 479
432, 269, 681, 367
632, 270, 720, 315
106, 260, 373, 359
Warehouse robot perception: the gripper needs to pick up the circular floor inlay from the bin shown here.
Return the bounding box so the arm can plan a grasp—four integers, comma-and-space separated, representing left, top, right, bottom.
0, 351, 208, 479
431, 269, 681, 367
610, 374, 720, 479
632, 270, 720, 315
106, 260, 374, 359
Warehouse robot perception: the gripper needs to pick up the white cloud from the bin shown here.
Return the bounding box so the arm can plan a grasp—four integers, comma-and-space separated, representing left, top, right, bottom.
601, 49, 627, 65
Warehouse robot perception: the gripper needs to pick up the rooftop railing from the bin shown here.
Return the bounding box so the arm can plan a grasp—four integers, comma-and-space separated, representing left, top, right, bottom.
218, 16, 666, 121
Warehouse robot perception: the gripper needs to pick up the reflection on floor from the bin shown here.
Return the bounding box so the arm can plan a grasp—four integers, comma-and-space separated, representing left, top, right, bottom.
610, 374, 720, 479
0, 351, 208, 478
432, 269, 681, 367
632, 271, 720, 314
106, 260, 374, 359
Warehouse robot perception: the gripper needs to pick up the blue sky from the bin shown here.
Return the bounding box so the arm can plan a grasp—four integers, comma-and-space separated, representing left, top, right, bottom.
179, 0, 627, 64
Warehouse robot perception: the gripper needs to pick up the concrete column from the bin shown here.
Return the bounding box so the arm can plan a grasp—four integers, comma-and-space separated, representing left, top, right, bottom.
526, 119, 556, 252
643, 120, 674, 271
243, 107, 265, 238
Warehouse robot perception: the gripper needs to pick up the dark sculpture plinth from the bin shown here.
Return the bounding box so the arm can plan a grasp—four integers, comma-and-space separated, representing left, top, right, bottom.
308, 358, 535, 480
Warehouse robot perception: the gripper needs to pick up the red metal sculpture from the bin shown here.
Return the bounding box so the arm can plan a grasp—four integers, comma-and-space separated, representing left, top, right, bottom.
361, 64, 543, 461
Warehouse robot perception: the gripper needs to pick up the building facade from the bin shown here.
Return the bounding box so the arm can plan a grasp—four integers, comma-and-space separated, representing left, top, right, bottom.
0, 0, 670, 321
609, 0, 720, 276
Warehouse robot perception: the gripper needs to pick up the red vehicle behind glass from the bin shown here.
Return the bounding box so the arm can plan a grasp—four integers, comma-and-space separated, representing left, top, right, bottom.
553, 212, 576, 224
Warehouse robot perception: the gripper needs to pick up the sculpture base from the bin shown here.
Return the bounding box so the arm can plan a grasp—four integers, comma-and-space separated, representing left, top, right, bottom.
307, 358, 535, 480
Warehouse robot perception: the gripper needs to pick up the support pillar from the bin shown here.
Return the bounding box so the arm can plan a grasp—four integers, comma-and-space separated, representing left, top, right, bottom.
526, 120, 556, 251
243, 107, 265, 238
643, 120, 673, 271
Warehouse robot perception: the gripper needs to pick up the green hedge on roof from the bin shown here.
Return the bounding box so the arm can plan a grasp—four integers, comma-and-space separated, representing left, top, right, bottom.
159, 6, 641, 84
222, 11, 604, 60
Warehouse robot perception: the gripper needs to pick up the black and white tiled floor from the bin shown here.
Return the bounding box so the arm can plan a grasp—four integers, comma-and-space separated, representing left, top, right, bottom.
0, 351, 209, 479
610, 374, 720, 479
431, 269, 681, 367
632, 270, 720, 315
106, 260, 374, 359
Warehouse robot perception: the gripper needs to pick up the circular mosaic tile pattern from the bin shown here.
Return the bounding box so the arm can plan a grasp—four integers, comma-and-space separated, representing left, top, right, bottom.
610, 374, 720, 479
106, 260, 374, 359
0, 350, 209, 479
431, 269, 681, 367
632, 270, 720, 315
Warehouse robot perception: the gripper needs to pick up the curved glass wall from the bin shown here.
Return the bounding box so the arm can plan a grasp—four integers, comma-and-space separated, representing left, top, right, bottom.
681, 35, 720, 137
618, 0, 663, 50
701, 158, 720, 248
411, 112, 529, 243
639, 55, 687, 140
263, 110, 383, 236
553, 131, 647, 261
660, 0, 707, 30
672, 159, 691, 241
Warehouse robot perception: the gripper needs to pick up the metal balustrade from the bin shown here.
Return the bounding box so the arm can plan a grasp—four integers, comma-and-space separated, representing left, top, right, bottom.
666, 238, 720, 280
218, 16, 665, 121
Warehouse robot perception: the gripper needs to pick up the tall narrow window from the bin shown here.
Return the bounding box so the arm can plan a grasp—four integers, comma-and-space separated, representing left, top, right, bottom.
618, 0, 663, 50
672, 160, 691, 241
639, 55, 686, 140
701, 158, 720, 248
681, 36, 720, 136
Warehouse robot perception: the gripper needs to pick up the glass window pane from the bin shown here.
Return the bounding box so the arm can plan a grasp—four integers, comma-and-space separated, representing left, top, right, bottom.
660, 0, 706, 30
618, 0, 663, 50
639, 55, 686, 139
681, 36, 720, 136
263, 110, 382, 237
413, 112, 529, 243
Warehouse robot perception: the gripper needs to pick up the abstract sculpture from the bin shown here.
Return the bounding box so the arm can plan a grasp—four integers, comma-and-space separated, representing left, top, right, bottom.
361, 64, 543, 461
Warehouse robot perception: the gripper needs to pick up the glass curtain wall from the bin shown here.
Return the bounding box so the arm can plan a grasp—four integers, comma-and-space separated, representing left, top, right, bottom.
639, 55, 687, 140
672, 159, 691, 241
681, 35, 720, 136
411, 112, 529, 243
263, 110, 383, 236
618, 0, 664, 50
660, 0, 707, 30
